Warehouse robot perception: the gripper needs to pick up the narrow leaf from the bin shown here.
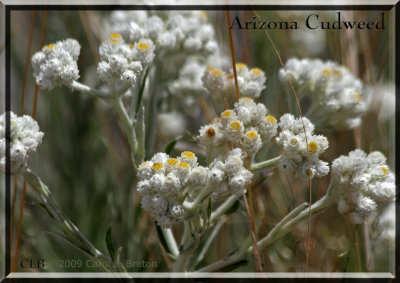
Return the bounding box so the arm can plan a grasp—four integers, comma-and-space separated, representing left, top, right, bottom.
106, 227, 116, 262
165, 136, 182, 155
155, 223, 172, 255
135, 67, 150, 117
207, 197, 212, 221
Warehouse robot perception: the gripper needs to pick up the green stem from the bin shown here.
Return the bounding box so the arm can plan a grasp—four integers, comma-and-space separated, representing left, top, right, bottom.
209, 195, 241, 225
182, 187, 213, 212
162, 228, 179, 258
22, 169, 126, 273
69, 81, 111, 100
112, 96, 138, 169
196, 192, 334, 272
251, 155, 282, 171
193, 217, 227, 269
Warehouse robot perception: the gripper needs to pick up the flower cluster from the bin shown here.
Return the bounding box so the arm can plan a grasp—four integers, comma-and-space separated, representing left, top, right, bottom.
276, 114, 329, 179
208, 148, 253, 196
169, 57, 208, 99
136, 148, 252, 227
0, 112, 44, 174
31, 39, 81, 90
97, 33, 154, 85
198, 97, 278, 155
280, 58, 368, 129
331, 149, 395, 224
105, 11, 218, 55
202, 63, 267, 98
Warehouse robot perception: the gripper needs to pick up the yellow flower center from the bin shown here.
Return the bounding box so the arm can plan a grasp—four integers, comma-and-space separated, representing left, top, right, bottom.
200, 11, 208, 20
266, 115, 277, 124
139, 161, 151, 168
251, 68, 262, 75
178, 162, 190, 168
211, 70, 223, 77
182, 151, 195, 159
289, 138, 298, 146
221, 110, 233, 117
308, 142, 318, 153
322, 69, 332, 76
45, 43, 56, 50
109, 39, 119, 44
242, 97, 253, 102
206, 127, 216, 137
354, 92, 361, 102
381, 166, 388, 175
138, 42, 149, 50
206, 66, 215, 72
152, 162, 163, 170
129, 43, 135, 49
230, 121, 241, 130
110, 33, 122, 39
246, 131, 258, 139
236, 62, 246, 69
226, 74, 233, 80
167, 158, 178, 166
333, 70, 341, 75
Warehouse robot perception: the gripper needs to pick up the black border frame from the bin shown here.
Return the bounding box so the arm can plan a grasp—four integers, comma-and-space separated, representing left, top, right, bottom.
3, 2, 400, 282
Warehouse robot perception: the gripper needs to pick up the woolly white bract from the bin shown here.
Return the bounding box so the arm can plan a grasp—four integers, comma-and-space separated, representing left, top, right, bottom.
276, 114, 329, 179
280, 58, 368, 129
136, 149, 252, 228
332, 149, 395, 224
31, 39, 81, 90
0, 112, 44, 174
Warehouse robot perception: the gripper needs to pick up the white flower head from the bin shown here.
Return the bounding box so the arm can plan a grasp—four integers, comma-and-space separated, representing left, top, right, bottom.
0, 112, 44, 174
241, 129, 262, 155
332, 149, 395, 223
31, 39, 81, 90
276, 114, 329, 179
198, 122, 224, 147
281, 58, 369, 129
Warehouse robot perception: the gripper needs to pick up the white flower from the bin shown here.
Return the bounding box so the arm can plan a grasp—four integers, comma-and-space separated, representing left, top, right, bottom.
179, 151, 198, 167
332, 149, 395, 223
31, 39, 80, 90
241, 129, 262, 155
224, 155, 244, 175
97, 33, 153, 85
138, 161, 153, 179
133, 39, 155, 65
149, 173, 166, 188
229, 169, 252, 195
224, 120, 244, 141
202, 67, 225, 94
169, 57, 208, 98
276, 114, 329, 179
141, 194, 168, 216
189, 166, 209, 187
161, 173, 181, 197
136, 147, 252, 227
137, 180, 153, 195
209, 167, 225, 184
281, 58, 368, 129
202, 63, 267, 99
0, 112, 44, 174
198, 122, 224, 147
